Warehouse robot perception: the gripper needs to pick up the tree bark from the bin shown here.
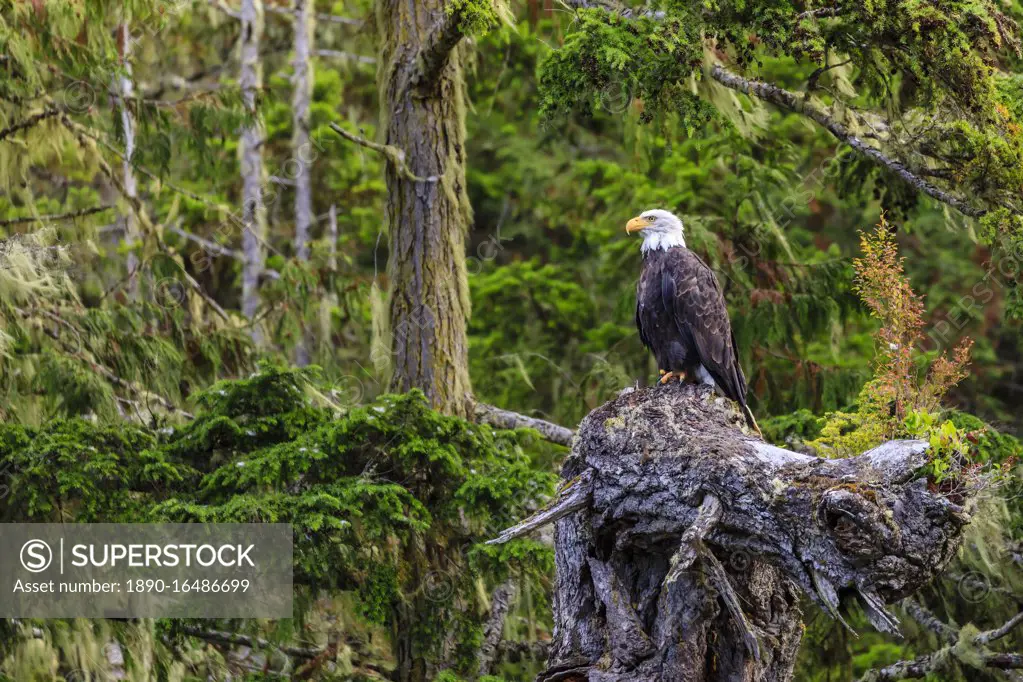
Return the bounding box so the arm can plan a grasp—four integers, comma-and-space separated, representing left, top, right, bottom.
376, 0, 473, 417
292, 0, 315, 366
291, 0, 314, 263
491, 384, 975, 682
240, 0, 266, 341
327, 203, 337, 272
116, 22, 139, 300
479, 579, 519, 677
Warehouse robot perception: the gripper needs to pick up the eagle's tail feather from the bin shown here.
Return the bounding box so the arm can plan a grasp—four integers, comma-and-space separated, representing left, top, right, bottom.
740, 402, 762, 439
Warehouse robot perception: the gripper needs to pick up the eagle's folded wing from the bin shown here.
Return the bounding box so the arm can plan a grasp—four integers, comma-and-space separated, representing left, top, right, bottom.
664, 250, 748, 403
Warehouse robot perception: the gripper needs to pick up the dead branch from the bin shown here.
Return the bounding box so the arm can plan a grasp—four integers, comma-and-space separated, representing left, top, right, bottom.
479, 579, 518, 677
179, 625, 324, 660
328, 122, 439, 183
474, 402, 575, 446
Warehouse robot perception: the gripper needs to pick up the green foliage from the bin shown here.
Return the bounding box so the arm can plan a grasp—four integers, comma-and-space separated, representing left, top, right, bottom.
904, 410, 971, 484
538, 10, 713, 130
3, 1, 1023, 680
538, 0, 1023, 227
760, 408, 823, 445
948, 410, 1023, 466
0, 363, 556, 678
448, 0, 508, 36
432, 672, 508, 682
813, 218, 975, 458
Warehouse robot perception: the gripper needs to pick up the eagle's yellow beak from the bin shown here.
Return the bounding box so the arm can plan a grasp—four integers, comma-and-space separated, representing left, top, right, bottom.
626, 216, 647, 234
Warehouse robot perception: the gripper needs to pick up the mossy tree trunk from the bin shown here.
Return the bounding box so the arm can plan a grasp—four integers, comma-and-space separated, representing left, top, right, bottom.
376, 0, 473, 419
374, 3, 475, 680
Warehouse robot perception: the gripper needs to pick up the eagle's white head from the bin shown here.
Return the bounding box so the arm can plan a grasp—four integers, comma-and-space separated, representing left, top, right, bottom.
625, 209, 686, 254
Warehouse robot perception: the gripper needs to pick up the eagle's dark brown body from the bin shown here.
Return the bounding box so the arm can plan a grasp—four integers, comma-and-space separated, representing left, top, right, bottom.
636, 246, 755, 429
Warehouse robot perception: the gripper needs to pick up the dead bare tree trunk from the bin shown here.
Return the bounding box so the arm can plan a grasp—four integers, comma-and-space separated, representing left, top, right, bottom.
292, 0, 315, 366
491, 384, 975, 682
376, 0, 473, 418
291, 0, 314, 263
479, 579, 519, 677
115, 22, 139, 300
240, 0, 266, 342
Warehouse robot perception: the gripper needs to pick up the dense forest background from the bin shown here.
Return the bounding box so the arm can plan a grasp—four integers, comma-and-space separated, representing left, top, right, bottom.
1, 0, 1023, 680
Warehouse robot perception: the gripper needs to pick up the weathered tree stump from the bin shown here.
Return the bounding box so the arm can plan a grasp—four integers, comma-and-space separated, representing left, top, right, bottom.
490, 383, 974, 682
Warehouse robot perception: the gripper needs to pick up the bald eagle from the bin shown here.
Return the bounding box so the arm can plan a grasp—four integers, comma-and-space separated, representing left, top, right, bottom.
627, 209, 760, 435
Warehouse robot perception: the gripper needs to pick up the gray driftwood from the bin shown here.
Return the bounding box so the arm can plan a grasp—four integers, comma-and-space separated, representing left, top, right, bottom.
490, 383, 974, 682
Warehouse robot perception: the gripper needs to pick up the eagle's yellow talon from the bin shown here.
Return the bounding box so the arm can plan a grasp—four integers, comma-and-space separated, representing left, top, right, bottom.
659, 371, 676, 385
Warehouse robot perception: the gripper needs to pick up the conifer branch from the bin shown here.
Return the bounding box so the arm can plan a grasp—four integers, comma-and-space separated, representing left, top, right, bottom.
707, 64, 986, 219
565, 2, 988, 219
180, 629, 373, 681
263, 3, 362, 26
0, 107, 61, 142
559, 0, 664, 19
13, 305, 194, 419
168, 224, 241, 259
0, 206, 114, 226
166, 224, 280, 280
59, 113, 232, 322
77, 126, 283, 261
293, 643, 340, 679
328, 122, 439, 183
315, 49, 376, 64
208, 1, 361, 26
796, 7, 843, 20
293, 639, 382, 679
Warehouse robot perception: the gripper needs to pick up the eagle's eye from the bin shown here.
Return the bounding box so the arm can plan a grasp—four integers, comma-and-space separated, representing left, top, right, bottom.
646, 215, 656, 222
